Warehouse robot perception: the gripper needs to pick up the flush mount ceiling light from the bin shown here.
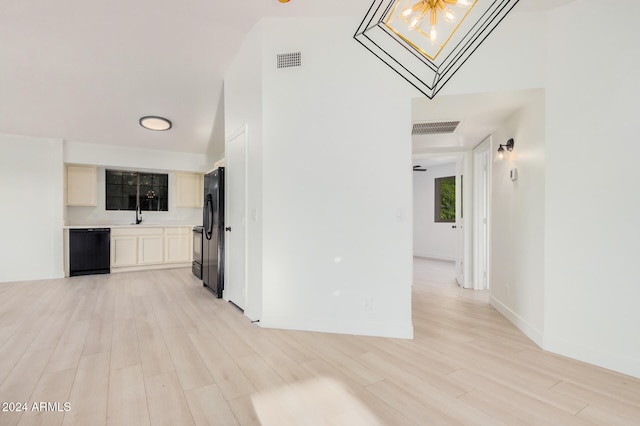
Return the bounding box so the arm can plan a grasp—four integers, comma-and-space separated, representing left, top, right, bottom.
354, 0, 521, 98
139, 116, 172, 131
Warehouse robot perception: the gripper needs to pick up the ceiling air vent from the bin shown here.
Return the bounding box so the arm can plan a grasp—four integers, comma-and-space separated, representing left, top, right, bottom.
277, 52, 302, 69
412, 121, 460, 135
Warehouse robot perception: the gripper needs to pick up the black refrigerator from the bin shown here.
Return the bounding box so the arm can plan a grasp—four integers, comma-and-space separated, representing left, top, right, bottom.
203, 167, 224, 297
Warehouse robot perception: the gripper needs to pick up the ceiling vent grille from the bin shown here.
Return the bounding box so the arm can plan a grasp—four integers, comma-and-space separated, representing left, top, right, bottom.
412, 121, 460, 135
277, 52, 302, 69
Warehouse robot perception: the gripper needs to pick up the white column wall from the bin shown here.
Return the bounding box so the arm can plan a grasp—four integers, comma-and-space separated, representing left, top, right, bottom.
224, 21, 265, 322
544, 0, 640, 377
257, 17, 415, 338
0, 134, 64, 283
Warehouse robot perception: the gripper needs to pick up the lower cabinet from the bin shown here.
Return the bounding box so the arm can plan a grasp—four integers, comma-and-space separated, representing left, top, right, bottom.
164, 227, 191, 263
138, 234, 164, 265
111, 235, 138, 267
110, 226, 191, 272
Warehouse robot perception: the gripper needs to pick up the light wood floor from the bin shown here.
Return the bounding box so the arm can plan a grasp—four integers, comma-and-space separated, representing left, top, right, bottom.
1, 258, 639, 425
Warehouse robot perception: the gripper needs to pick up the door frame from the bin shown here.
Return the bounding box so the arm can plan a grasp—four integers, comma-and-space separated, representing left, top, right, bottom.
413, 150, 473, 289
224, 124, 249, 309
473, 136, 492, 291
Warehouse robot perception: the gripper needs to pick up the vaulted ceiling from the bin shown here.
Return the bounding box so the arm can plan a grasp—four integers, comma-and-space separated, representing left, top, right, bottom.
0, 0, 575, 155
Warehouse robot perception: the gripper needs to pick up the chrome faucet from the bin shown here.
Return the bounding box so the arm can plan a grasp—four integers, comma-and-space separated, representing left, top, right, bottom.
135, 205, 143, 224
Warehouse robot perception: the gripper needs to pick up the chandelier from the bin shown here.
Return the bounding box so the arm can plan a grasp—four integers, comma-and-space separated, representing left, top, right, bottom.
354, 0, 521, 98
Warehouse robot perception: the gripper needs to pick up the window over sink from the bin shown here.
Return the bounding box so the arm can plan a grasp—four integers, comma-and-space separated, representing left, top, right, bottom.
106, 170, 168, 211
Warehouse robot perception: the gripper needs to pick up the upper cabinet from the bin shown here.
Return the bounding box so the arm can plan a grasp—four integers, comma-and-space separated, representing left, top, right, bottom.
175, 172, 203, 208
66, 165, 97, 207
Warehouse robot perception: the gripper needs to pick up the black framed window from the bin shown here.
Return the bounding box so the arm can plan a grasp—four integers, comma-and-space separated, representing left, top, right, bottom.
435, 176, 456, 222
106, 170, 168, 211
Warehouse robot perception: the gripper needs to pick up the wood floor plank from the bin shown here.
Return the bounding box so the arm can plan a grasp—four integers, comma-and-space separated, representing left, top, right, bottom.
2, 260, 640, 425
293, 331, 384, 387
80, 318, 113, 356
0, 332, 39, 384
244, 335, 314, 384
184, 384, 239, 426
110, 336, 141, 371
450, 369, 592, 425
300, 358, 418, 425
135, 323, 174, 378
144, 370, 195, 426
16, 368, 76, 426
107, 365, 150, 426
577, 404, 639, 426
44, 321, 90, 374
227, 395, 261, 426
365, 379, 461, 425
62, 352, 110, 426
160, 328, 214, 391
187, 329, 256, 400
0, 348, 53, 403
551, 380, 640, 422
234, 354, 286, 392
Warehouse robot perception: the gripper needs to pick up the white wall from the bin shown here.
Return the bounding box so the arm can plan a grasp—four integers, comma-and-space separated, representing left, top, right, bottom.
489, 90, 546, 346
64, 140, 209, 172
439, 9, 547, 96
0, 134, 64, 283
65, 167, 202, 226
413, 162, 458, 261
225, 16, 415, 338
260, 17, 414, 338
64, 141, 206, 226
544, 0, 640, 377
224, 21, 265, 321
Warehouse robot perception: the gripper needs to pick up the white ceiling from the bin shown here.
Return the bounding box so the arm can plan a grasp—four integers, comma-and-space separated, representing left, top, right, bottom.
411, 89, 542, 153
0, 0, 574, 155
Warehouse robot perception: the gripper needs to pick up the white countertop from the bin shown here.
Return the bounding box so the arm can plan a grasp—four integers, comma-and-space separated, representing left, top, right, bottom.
64, 223, 199, 229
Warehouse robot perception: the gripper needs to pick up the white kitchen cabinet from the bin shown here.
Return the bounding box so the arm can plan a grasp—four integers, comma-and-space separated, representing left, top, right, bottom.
66, 165, 97, 206
110, 226, 191, 272
164, 227, 191, 263
138, 235, 164, 265
175, 172, 203, 208
111, 236, 138, 267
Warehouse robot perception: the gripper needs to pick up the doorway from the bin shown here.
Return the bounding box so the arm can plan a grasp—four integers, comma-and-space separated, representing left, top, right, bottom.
224, 125, 248, 310
412, 152, 471, 288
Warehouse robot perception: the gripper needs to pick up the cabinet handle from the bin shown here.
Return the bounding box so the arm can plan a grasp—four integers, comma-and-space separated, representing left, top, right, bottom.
225, 227, 232, 232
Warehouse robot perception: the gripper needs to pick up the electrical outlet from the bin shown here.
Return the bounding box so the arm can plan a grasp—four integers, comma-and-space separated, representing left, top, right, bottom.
364, 297, 373, 311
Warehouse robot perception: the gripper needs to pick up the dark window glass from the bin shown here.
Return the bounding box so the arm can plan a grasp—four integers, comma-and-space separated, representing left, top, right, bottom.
105, 170, 168, 211
435, 176, 456, 223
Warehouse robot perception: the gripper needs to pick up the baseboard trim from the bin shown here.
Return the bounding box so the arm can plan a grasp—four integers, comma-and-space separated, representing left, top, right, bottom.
490, 296, 543, 348
544, 335, 640, 379
413, 253, 455, 262
110, 262, 191, 274
259, 316, 414, 340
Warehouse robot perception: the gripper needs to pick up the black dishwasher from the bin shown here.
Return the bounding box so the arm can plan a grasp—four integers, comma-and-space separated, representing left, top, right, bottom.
69, 228, 111, 276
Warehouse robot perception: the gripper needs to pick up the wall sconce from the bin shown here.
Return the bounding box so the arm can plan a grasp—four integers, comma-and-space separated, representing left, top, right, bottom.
497, 138, 514, 160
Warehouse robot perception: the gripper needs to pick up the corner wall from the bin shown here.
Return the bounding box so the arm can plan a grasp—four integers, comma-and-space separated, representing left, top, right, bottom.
544, 0, 640, 377
0, 134, 64, 283
489, 90, 546, 346
224, 21, 265, 321
224, 16, 416, 338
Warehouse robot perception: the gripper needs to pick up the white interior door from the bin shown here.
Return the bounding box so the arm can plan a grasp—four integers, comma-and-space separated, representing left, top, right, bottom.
224, 126, 247, 309
473, 138, 491, 290
455, 156, 465, 286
